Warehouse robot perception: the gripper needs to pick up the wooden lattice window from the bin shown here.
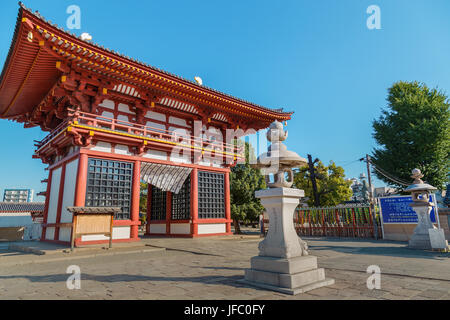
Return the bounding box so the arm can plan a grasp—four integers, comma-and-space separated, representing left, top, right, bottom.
171, 176, 191, 220
150, 186, 167, 221
85, 158, 133, 220
198, 171, 225, 219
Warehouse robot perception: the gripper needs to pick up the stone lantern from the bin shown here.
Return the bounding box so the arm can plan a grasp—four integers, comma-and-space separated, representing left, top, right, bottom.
242, 121, 334, 295
405, 169, 437, 249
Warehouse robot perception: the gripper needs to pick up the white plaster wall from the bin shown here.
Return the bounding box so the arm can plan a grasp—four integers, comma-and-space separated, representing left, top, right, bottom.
117, 114, 131, 123
101, 111, 114, 119
169, 116, 187, 127
146, 111, 166, 122
198, 223, 226, 235
143, 149, 167, 161
0, 213, 33, 227
115, 144, 132, 156
81, 226, 131, 241
212, 160, 224, 168
170, 150, 192, 164
118, 103, 134, 114
149, 224, 166, 234
91, 141, 112, 153
146, 121, 166, 132
99, 99, 115, 110
45, 227, 55, 241
198, 159, 212, 167
46, 167, 62, 225
60, 159, 79, 224
59, 227, 72, 242
168, 127, 190, 135
170, 223, 191, 235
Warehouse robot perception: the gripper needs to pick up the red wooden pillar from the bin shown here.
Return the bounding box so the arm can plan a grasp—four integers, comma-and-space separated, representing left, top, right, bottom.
70, 153, 88, 246
191, 168, 198, 236
74, 153, 88, 207
54, 163, 67, 241
130, 160, 141, 239
224, 170, 231, 234
146, 184, 151, 235
41, 169, 53, 240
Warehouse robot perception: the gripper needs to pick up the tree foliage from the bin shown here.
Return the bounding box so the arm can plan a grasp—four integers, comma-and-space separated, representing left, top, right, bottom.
139, 182, 148, 225
293, 160, 352, 207
230, 141, 266, 233
372, 81, 450, 190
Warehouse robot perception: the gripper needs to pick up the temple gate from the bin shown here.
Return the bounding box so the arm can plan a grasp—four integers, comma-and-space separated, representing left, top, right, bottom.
0, 3, 293, 246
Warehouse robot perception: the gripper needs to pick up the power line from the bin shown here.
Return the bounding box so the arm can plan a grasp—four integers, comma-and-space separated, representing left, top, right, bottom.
337, 159, 362, 167
363, 157, 410, 186
368, 160, 411, 185
371, 165, 410, 186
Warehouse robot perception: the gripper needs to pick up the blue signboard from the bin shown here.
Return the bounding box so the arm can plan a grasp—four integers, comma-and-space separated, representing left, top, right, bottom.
379, 195, 437, 224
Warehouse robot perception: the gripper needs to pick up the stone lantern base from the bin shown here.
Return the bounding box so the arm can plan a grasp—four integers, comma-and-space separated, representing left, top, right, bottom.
408, 204, 435, 250
241, 187, 334, 295
408, 233, 433, 250
243, 255, 334, 295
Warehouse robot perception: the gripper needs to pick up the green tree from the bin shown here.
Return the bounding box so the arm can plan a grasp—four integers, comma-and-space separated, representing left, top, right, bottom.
230, 141, 266, 234
372, 81, 450, 189
139, 182, 148, 226
294, 160, 352, 207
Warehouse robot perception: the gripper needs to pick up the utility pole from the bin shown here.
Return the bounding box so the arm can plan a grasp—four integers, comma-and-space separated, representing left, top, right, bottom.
365, 154, 378, 240
307, 154, 320, 207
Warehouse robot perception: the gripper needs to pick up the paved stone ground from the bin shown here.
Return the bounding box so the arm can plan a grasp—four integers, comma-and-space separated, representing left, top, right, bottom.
0, 234, 448, 300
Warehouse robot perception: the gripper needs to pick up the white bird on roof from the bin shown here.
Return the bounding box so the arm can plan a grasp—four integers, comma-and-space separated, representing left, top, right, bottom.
194, 76, 203, 86
80, 32, 92, 41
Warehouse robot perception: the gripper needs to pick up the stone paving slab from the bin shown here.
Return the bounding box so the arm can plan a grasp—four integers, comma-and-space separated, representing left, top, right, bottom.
8, 239, 153, 255
0, 236, 448, 300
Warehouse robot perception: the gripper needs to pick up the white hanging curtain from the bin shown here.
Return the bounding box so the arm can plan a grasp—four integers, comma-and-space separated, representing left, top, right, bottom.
140, 162, 192, 194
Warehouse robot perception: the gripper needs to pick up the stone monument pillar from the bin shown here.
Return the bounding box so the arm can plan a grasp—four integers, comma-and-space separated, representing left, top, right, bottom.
242, 121, 334, 295
405, 169, 437, 250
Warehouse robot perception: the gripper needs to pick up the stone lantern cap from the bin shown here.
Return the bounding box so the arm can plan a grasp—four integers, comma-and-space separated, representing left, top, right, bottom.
251, 121, 307, 188
404, 169, 437, 193
252, 121, 307, 170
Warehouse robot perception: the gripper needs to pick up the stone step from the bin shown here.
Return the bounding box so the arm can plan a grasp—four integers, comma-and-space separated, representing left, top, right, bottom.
240, 277, 335, 295
280, 268, 326, 288
250, 255, 318, 274
245, 267, 326, 289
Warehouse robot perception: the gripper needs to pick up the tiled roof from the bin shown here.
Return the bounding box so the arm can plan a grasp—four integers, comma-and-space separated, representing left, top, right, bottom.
14, 2, 293, 117
0, 202, 45, 213
67, 207, 122, 214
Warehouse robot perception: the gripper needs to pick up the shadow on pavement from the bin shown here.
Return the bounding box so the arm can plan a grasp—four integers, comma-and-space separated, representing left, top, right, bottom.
303, 237, 449, 260
0, 273, 262, 291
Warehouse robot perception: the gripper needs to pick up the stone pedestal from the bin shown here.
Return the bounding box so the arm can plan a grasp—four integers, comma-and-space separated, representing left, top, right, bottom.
408, 203, 436, 250
243, 188, 334, 295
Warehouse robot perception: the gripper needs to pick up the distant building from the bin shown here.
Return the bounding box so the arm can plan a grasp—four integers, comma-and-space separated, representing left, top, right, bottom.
0, 202, 45, 241
374, 186, 397, 198
348, 174, 372, 204
3, 189, 34, 203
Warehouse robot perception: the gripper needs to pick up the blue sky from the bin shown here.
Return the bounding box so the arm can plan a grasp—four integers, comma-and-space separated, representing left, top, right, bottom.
1, 0, 450, 201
